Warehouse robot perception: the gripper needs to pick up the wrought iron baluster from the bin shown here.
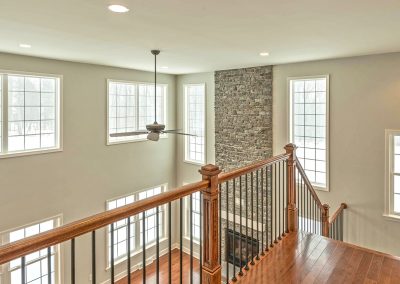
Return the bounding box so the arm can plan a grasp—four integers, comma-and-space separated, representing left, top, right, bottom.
71, 239, 75, 284
168, 202, 172, 284
156, 206, 160, 284
190, 195, 193, 284
127, 217, 131, 284
142, 212, 146, 284
47, 247, 51, 284
92, 231, 96, 284
239, 176, 244, 276
232, 179, 237, 281
250, 172, 255, 265
111, 223, 115, 283
245, 175, 249, 271
261, 168, 265, 256
226, 180, 230, 282
180, 199, 183, 284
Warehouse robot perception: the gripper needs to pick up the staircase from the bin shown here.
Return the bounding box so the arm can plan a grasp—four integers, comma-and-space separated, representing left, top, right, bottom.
0, 143, 360, 284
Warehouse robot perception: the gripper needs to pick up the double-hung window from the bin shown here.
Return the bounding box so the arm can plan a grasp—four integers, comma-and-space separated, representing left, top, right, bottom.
184, 191, 202, 241
107, 80, 167, 144
385, 130, 400, 218
184, 84, 205, 164
0, 72, 61, 157
289, 76, 329, 190
0, 217, 61, 284
106, 185, 167, 265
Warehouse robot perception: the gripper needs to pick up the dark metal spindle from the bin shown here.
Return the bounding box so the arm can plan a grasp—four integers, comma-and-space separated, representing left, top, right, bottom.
71, 239, 75, 284
232, 179, 237, 281
219, 184, 222, 265
200, 193, 203, 284
250, 172, 255, 265
142, 212, 146, 284
245, 175, 249, 270
180, 199, 183, 284
156, 206, 160, 284
168, 202, 172, 284
47, 247, 52, 284
92, 231, 96, 284
21, 256, 26, 284
111, 223, 115, 283
256, 170, 260, 260
128, 217, 131, 284
266, 166, 270, 251
239, 176, 244, 276
226, 181, 229, 282
190, 195, 193, 284
270, 166, 273, 248
274, 164, 277, 244
261, 168, 265, 256
278, 162, 281, 240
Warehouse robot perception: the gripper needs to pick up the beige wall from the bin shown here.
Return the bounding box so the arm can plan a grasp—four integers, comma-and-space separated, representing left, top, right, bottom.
0, 53, 178, 283
176, 72, 215, 186
273, 52, 400, 256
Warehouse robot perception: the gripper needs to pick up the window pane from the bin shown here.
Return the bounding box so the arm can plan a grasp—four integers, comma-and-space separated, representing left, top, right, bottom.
185, 84, 205, 164
394, 175, 400, 194
291, 77, 328, 188
395, 194, 400, 213
7, 75, 59, 153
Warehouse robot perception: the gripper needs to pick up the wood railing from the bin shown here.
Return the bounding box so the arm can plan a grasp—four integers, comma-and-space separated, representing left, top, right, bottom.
329, 203, 347, 241
0, 144, 347, 284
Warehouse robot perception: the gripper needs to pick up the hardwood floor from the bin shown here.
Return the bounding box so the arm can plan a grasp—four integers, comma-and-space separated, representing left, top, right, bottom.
116, 249, 200, 284
237, 232, 400, 284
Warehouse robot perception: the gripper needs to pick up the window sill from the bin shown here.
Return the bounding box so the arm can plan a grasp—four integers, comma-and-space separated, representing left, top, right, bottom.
313, 185, 329, 192
383, 214, 400, 222
0, 147, 62, 159
183, 160, 205, 167
183, 235, 200, 245
107, 134, 168, 146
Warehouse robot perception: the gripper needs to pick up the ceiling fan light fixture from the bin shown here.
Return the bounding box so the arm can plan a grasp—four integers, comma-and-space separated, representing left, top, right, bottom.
147, 132, 160, 141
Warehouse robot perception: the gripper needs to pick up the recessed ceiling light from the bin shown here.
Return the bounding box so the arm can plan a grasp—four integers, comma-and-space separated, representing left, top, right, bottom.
259, 52, 269, 56
108, 4, 129, 13
160, 66, 169, 69
19, 43, 31, 48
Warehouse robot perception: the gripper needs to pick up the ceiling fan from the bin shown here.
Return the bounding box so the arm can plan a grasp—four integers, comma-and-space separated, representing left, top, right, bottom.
110, 50, 196, 141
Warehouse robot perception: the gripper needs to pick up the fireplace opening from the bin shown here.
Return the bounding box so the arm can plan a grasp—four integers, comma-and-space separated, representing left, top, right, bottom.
225, 229, 259, 267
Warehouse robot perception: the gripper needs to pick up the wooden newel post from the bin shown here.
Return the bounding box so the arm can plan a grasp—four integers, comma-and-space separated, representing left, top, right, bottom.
199, 164, 222, 284
322, 204, 330, 237
285, 143, 298, 232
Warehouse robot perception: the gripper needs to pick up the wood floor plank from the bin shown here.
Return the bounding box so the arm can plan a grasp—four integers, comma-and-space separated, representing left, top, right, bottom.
238, 232, 400, 284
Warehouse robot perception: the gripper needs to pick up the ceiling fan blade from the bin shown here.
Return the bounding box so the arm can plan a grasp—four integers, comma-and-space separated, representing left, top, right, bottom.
110, 131, 149, 137
162, 130, 197, 137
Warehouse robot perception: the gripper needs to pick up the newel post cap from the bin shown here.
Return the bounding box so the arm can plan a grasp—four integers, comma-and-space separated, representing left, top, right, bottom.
284, 143, 297, 153
199, 164, 221, 177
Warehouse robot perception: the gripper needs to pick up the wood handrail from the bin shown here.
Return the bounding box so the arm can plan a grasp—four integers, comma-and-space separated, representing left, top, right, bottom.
0, 180, 209, 265
329, 203, 348, 224
218, 153, 290, 184
295, 159, 324, 210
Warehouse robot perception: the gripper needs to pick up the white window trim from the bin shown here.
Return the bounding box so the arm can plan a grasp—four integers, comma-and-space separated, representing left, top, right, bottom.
287, 75, 330, 191
106, 79, 168, 145
182, 182, 202, 244
0, 214, 63, 284
183, 83, 206, 166
384, 129, 400, 221
104, 184, 168, 269
0, 69, 63, 159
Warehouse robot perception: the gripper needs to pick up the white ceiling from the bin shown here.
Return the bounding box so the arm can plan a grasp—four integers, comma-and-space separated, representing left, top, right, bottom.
1, 0, 400, 74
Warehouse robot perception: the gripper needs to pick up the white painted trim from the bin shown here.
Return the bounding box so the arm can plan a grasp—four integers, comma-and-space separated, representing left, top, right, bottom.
384, 129, 400, 218
183, 83, 206, 165
0, 70, 63, 158
287, 75, 330, 192
106, 79, 168, 146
